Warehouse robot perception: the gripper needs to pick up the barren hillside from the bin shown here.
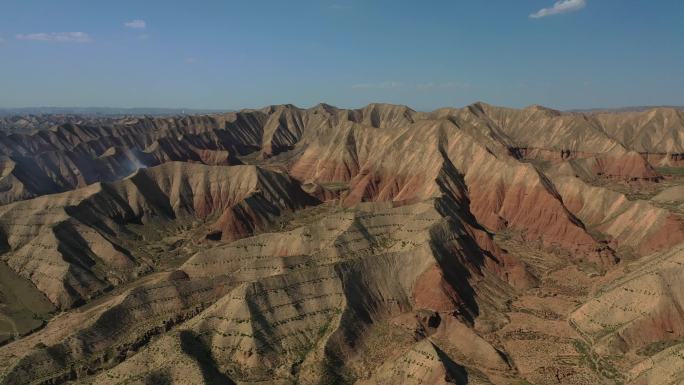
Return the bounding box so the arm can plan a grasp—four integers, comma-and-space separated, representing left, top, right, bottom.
0, 103, 682, 385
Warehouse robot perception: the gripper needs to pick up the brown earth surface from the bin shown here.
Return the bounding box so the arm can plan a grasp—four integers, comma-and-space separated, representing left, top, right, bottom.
0, 103, 682, 385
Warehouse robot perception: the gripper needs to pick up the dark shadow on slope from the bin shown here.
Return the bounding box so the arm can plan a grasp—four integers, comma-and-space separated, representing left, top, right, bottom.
179, 330, 236, 385
432, 342, 469, 385
145, 369, 172, 385
127, 170, 178, 219
9, 155, 64, 195
428, 140, 491, 322
434, 127, 496, 236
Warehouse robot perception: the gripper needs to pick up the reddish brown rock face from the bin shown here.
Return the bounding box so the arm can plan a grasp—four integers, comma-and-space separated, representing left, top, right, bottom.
591, 152, 659, 180
0, 103, 682, 385
413, 264, 462, 312
633, 214, 684, 256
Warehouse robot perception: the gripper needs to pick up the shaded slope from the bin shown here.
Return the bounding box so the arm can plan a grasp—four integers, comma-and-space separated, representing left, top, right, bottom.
0, 162, 315, 308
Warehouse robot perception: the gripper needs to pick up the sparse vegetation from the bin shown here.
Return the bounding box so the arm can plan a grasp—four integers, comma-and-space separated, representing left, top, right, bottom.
637, 338, 684, 357
656, 167, 684, 176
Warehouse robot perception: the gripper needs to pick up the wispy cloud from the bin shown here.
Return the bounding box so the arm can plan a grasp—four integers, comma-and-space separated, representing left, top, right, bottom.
16, 32, 92, 43
352, 81, 402, 89
530, 0, 586, 18
124, 19, 146, 29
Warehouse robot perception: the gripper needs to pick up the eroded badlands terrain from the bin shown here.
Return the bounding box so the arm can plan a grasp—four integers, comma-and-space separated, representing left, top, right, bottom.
0, 103, 683, 385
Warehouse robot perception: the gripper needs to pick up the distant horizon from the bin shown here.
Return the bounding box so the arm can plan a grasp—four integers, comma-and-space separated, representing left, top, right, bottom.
1, 102, 683, 116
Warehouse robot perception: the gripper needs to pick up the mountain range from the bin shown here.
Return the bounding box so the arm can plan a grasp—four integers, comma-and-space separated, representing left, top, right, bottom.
0, 102, 682, 385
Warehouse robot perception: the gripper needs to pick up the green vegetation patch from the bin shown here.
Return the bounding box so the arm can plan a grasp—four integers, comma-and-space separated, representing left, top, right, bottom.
656, 167, 684, 176
636, 338, 684, 357
0, 262, 55, 344
573, 339, 624, 383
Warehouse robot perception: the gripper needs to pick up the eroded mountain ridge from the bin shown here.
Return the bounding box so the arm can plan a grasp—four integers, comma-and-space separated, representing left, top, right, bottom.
0, 102, 682, 385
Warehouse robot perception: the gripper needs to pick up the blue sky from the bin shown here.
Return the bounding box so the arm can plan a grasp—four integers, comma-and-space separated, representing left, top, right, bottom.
0, 0, 682, 110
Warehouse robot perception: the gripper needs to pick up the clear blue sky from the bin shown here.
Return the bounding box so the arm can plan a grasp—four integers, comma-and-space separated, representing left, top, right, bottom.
0, 0, 682, 110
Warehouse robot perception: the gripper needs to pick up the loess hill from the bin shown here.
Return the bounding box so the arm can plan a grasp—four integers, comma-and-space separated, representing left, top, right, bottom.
0, 102, 683, 385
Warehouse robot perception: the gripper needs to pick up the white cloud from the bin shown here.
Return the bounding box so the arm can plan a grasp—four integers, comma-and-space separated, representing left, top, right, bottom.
530, 0, 586, 18
16, 32, 92, 43
124, 19, 146, 29
352, 81, 402, 89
